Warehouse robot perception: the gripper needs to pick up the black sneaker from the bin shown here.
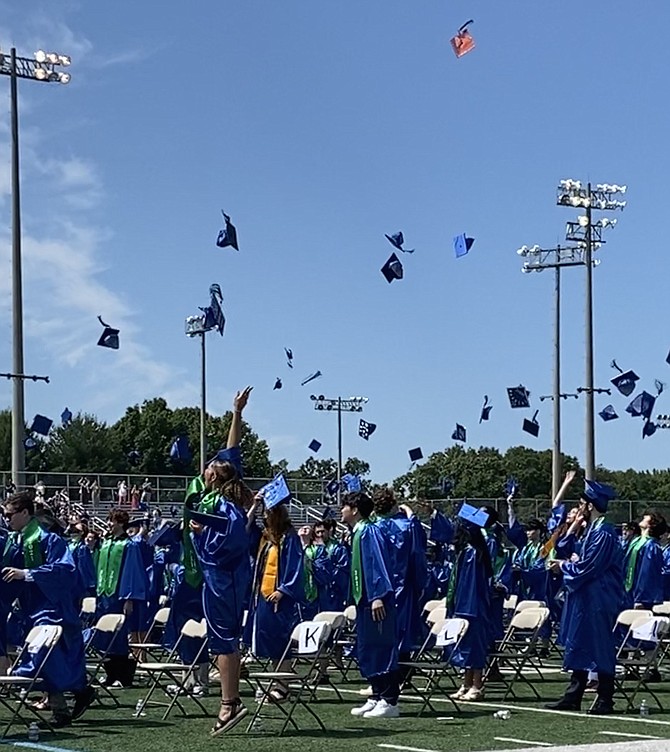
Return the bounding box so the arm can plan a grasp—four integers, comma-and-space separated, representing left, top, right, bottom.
43, 713, 72, 729
72, 686, 96, 720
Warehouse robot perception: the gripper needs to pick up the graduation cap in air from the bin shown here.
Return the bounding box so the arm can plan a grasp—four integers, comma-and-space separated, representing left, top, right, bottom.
301, 371, 322, 386
326, 478, 341, 498
504, 477, 519, 498
322, 506, 338, 521
643, 420, 657, 439
23, 436, 38, 450
453, 233, 475, 258
285, 348, 293, 368
358, 420, 377, 440
479, 395, 492, 423
342, 474, 362, 493
626, 391, 656, 421
216, 210, 239, 251
440, 477, 455, 496
308, 439, 322, 453
60, 407, 73, 426
655, 379, 665, 396
381, 253, 404, 283
667, 350, 670, 366
450, 19, 476, 58
507, 385, 531, 409
273, 378, 283, 390
458, 502, 489, 528
451, 423, 467, 443
522, 410, 540, 437
128, 449, 142, 466
385, 231, 414, 254
147, 522, 182, 548
259, 473, 291, 509
97, 316, 119, 350
170, 435, 192, 464
199, 284, 225, 336
610, 360, 639, 397
408, 447, 423, 462
599, 404, 619, 422
30, 414, 52, 436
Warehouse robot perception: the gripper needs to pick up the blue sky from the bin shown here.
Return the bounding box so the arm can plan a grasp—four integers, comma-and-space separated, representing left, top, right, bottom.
1, 1, 669, 482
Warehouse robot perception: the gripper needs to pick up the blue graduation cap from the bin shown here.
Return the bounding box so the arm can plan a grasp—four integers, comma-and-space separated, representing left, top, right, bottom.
285, 348, 293, 368
30, 414, 52, 436
599, 404, 619, 422
479, 395, 492, 423
441, 477, 455, 496
408, 447, 423, 462
199, 284, 225, 336
667, 350, 670, 366
301, 371, 322, 387
207, 445, 243, 478
581, 479, 616, 512
60, 407, 73, 426
326, 478, 341, 498
342, 474, 362, 493
259, 473, 291, 509
643, 420, 657, 439
610, 360, 639, 397
458, 502, 489, 528
170, 435, 192, 463
381, 253, 404, 283
358, 419, 377, 440
23, 436, 38, 450
655, 379, 665, 396
273, 378, 282, 390
128, 449, 142, 466
507, 385, 531, 409
504, 477, 519, 498
626, 391, 656, 421
187, 509, 231, 533
451, 423, 466, 442
453, 233, 475, 258
308, 439, 322, 453
216, 211, 239, 250
523, 410, 540, 437
97, 315, 119, 349
147, 522, 182, 547
322, 505, 338, 521
385, 231, 414, 254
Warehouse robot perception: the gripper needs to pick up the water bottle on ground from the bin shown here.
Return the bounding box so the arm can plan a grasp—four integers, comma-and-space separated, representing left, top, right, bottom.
493, 710, 511, 720
640, 699, 650, 717
28, 722, 40, 742
134, 698, 146, 717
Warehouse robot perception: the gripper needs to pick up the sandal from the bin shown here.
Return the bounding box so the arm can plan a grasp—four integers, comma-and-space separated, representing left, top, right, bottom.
210, 698, 248, 737
269, 687, 289, 704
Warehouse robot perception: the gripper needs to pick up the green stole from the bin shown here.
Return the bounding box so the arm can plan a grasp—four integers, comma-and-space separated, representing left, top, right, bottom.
21, 518, 44, 569
303, 545, 319, 603
351, 520, 369, 605
521, 541, 542, 569
97, 537, 128, 597
625, 535, 648, 593
182, 475, 219, 589
446, 550, 461, 610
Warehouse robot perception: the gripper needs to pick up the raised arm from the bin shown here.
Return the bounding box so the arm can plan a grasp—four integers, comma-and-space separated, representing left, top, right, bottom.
227, 386, 253, 449
552, 469, 577, 509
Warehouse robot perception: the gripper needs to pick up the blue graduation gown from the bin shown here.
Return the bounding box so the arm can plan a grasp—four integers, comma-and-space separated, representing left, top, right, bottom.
164, 563, 207, 664
662, 545, 670, 602
191, 498, 251, 655
9, 526, 86, 693
354, 522, 398, 679
69, 540, 97, 600
624, 537, 664, 609
312, 540, 351, 612
486, 534, 513, 642
560, 518, 623, 674
246, 528, 304, 659
430, 510, 454, 546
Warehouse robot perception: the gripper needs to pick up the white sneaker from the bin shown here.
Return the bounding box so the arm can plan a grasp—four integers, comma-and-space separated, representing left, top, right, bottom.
192, 685, 209, 697
449, 686, 467, 700
462, 687, 484, 701
358, 685, 373, 696
351, 699, 377, 717
363, 699, 399, 718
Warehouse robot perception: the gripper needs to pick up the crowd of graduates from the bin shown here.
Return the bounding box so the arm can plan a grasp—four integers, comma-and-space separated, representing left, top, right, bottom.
2, 386, 670, 736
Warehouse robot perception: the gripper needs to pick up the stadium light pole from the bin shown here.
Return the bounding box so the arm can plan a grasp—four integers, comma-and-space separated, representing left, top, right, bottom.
185, 316, 208, 473
557, 180, 626, 480
0, 47, 71, 485
517, 244, 586, 498
310, 395, 368, 503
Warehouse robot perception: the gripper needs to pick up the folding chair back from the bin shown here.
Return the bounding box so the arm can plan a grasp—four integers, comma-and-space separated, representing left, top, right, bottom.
81, 597, 96, 616
510, 607, 549, 631
616, 609, 653, 629
93, 613, 126, 635
653, 603, 670, 616
23, 624, 62, 654
343, 605, 356, 622
503, 594, 518, 611
181, 618, 207, 640
313, 612, 346, 631
423, 599, 445, 614
427, 606, 447, 625
514, 599, 546, 613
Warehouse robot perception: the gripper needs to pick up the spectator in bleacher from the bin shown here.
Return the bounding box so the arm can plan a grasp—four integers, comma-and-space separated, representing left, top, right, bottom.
90, 480, 100, 506
78, 478, 90, 505
130, 484, 140, 510
141, 479, 153, 507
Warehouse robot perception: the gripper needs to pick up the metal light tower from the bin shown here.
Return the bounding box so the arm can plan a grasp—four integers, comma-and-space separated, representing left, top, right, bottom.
310, 395, 368, 503
185, 316, 209, 473
517, 244, 587, 498
0, 46, 71, 485
556, 180, 626, 480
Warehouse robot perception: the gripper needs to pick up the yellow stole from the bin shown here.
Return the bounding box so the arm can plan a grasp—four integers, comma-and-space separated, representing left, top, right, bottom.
260, 542, 279, 598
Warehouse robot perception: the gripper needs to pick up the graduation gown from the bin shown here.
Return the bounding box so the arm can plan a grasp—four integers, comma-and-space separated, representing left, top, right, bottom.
191, 498, 251, 655
624, 537, 664, 609
164, 563, 207, 664
312, 540, 351, 612
69, 540, 97, 600
662, 545, 670, 602
560, 518, 623, 674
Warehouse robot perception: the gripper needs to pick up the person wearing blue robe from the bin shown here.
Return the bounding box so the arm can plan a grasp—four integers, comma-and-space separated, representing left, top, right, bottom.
662, 533, 670, 602
622, 510, 666, 611
343, 491, 400, 719
447, 515, 493, 702
124, 523, 155, 641
512, 518, 551, 648
482, 512, 514, 644
67, 522, 97, 601
619, 520, 640, 553
2, 491, 94, 727
310, 519, 350, 612
430, 508, 454, 547
546, 481, 623, 715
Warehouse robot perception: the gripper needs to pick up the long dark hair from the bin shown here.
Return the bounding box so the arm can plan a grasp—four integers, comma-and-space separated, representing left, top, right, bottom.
453, 519, 493, 579
264, 504, 293, 546
207, 460, 254, 510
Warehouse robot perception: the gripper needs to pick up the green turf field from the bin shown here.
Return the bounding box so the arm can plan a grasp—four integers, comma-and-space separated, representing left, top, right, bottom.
3, 665, 670, 752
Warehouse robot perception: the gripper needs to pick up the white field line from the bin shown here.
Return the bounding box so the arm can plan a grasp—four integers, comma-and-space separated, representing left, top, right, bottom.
378, 744, 441, 752
598, 731, 661, 740
493, 737, 551, 747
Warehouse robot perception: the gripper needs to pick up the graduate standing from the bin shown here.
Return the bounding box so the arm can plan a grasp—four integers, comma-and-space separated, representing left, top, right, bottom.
546, 481, 624, 715
622, 510, 666, 610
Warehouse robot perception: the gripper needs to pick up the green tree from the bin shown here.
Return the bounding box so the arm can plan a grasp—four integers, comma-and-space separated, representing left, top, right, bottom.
0, 410, 11, 471
44, 413, 121, 472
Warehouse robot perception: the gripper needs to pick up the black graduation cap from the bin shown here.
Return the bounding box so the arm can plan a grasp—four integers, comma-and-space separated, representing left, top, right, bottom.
626, 391, 656, 421
187, 509, 231, 533
599, 404, 619, 422
147, 522, 182, 548
30, 414, 52, 436
285, 348, 294, 368
453, 233, 475, 258
216, 211, 239, 251
97, 315, 119, 349
610, 360, 639, 397
655, 379, 665, 396
479, 395, 492, 423
128, 449, 142, 466
308, 439, 322, 453
385, 231, 414, 254
170, 435, 192, 463
199, 284, 225, 336
667, 350, 670, 366
301, 371, 322, 386
273, 378, 283, 390
507, 385, 531, 409
522, 410, 540, 437
643, 420, 657, 439
60, 407, 73, 425
451, 423, 466, 442
408, 447, 423, 462
381, 253, 404, 283
358, 419, 377, 440
23, 436, 38, 450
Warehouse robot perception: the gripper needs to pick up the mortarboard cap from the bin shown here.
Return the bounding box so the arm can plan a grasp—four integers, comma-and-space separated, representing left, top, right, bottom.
273, 378, 282, 390
301, 371, 322, 387
453, 233, 475, 258
451, 423, 466, 442
643, 420, 657, 439
342, 474, 362, 493
408, 447, 423, 462
381, 252, 404, 283
30, 414, 52, 436
207, 445, 243, 477
23, 436, 38, 450
504, 477, 519, 498
626, 391, 656, 421
128, 449, 142, 466
599, 404, 619, 422
507, 385, 531, 409
522, 410, 540, 437
581, 479, 616, 512
655, 379, 665, 396
385, 231, 414, 254
610, 360, 639, 397
358, 419, 377, 440
667, 350, 670, 366
216, 211, 239, 251
479, 395, 492, 423
187, 509, 231, 534
61, 407, 73, 425
147, 522, 182, 548
97, 315, 120, 350
170, 435, 192, 464
322, 506, 338, 521
308, 439, 322, 453
326, 478, 341, 498
285, 347, 293, 368
259, 473, 291, 509
457, 502, 489, 527
450, 20, 476, 58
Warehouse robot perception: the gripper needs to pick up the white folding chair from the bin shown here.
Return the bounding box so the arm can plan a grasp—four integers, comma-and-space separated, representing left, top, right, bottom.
85, 613, 127, 707
426, 606, 447, 626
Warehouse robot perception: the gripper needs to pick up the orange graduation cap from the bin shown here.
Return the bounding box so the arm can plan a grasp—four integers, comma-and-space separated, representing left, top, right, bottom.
451, 20, 476, 58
